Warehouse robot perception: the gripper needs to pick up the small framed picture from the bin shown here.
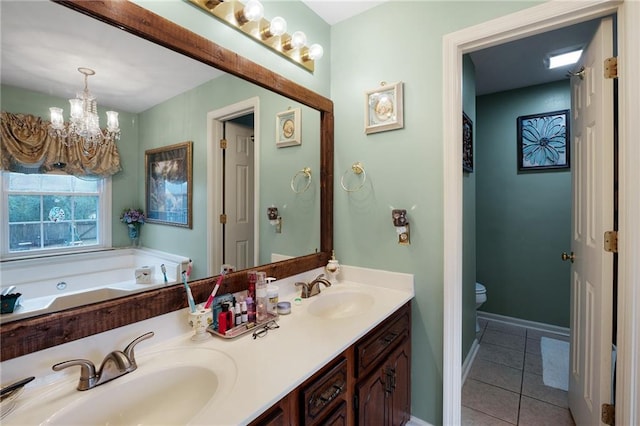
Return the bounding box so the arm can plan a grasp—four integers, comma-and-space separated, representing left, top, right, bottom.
276, 108, 301, 147
462, 112, 473, 172
517, 109, 570, 171
365, 81, 404, 134
145, 141, 193, 228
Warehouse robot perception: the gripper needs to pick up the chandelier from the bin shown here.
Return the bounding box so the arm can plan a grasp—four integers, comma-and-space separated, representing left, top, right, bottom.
49, 67, 120, 151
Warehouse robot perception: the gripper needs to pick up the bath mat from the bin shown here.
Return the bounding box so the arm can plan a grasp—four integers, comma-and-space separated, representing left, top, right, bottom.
540, 336, 569, 391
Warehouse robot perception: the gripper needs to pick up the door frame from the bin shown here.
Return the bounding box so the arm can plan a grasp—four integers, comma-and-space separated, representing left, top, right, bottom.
442, 1, 640, 424
206, 97, 260, 277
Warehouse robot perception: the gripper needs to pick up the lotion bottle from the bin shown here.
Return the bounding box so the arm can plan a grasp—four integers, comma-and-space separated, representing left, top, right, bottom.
255, 271, 268, 323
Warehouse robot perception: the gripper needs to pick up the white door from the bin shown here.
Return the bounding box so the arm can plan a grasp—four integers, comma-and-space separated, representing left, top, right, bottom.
224, 121, 255, 271
568, 16, 614, 426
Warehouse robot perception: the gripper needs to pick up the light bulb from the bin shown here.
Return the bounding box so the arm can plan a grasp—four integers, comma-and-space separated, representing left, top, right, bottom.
69, 98, 83, 121
243, 0, 264, 22
106, 111, 119, 132
269, 17, 287, 37
49, 107, 64, 130
307, 44, 324, 60
290, 31, 307, 49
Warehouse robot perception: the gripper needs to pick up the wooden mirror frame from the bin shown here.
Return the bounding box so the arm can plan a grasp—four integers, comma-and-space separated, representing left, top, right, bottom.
0, 0, 333, 361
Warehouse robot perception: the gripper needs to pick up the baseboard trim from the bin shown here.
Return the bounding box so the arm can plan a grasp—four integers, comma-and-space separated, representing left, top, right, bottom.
478, 311, 570, 336
462, 338, 480, 384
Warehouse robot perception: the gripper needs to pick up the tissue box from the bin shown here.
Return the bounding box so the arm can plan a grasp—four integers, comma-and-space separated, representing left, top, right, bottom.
135, 266, 154, 284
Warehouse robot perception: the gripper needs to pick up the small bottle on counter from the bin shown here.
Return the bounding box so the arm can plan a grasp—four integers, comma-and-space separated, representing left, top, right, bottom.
267, 284, 279, 320
247, 271, 257, 300
234, 302, 242, 326
246, 296, 256, 323
218, 303, 230, 334
255, 271, 268, 323
241, 300, 248, 323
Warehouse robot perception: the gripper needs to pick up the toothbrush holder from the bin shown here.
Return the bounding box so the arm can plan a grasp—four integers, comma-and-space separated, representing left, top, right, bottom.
188, 307, 212, 341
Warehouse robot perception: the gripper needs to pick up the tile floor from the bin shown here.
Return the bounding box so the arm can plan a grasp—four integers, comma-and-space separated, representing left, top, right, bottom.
462, 318, 576, 426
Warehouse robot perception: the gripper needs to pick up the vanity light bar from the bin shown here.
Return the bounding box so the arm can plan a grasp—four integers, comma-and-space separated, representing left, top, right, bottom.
188, 0, 321, 72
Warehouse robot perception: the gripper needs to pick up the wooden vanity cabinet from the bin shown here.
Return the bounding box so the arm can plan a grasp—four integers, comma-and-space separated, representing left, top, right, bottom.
354, 303, 411, 426
250, 393, 295, 426
250, 302, 411, 426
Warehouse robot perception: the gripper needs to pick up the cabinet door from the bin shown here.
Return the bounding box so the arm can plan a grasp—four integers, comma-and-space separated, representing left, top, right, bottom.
250, 394, 292, 426
323, 401, 348, 426
388, 340, 411, 426
356, 368, 387, 425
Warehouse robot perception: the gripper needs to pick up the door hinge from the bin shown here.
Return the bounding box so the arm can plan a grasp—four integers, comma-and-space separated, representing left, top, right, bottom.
604, 230, 618, 253
601, 403, 615, 425
219, 214, 227, 224
604, 57, 618, 79
353, 394, 359, 410
219, 138, 227, 149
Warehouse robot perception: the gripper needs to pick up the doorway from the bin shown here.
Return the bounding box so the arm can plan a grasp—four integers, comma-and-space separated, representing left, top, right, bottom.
442, 1, 639, 425
206, 97, 261, 277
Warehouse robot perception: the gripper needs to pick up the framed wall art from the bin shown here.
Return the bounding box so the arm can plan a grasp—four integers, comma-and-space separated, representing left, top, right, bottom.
517, 109, 570, 171
145, 141, 193, 228
276, 108, 301, 147
462, 112, 473, 172
365, 81, 404, 134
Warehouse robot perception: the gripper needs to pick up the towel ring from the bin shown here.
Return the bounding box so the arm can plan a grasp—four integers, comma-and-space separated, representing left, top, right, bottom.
340, 162, 367, 192
290, 167, 312, 193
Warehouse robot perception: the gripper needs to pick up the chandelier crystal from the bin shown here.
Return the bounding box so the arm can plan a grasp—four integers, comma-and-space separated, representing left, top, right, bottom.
49, 67, 120, 152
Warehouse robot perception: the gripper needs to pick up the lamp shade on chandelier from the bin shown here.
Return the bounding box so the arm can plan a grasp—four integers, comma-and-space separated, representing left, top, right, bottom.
49, 67, 120, 151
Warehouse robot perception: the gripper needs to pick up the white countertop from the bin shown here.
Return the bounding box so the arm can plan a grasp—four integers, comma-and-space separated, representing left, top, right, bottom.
0, 265, 413, 425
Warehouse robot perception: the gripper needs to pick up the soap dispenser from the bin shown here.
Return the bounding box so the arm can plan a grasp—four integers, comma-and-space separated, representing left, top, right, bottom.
325, 250, 341, 283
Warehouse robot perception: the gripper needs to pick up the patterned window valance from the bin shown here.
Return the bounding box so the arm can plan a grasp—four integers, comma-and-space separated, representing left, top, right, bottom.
0, 111, 122, 177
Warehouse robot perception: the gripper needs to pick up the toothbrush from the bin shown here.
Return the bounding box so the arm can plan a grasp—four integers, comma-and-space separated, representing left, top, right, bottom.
186, 259, 193, 279
160, 264, 168, 283
203, 271, 225, 310
182, 271, 196, 313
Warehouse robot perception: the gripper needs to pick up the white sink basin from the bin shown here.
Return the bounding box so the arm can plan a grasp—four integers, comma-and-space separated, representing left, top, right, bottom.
307, 290, 375, 319
4, 347, 237, 425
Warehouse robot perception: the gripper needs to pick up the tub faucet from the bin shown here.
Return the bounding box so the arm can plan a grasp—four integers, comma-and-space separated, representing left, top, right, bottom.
52, 332, 154, 391
295, 274, 332, 299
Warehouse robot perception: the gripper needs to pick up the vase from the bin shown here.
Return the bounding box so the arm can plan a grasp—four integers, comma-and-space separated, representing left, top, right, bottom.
128, 223, 140, 247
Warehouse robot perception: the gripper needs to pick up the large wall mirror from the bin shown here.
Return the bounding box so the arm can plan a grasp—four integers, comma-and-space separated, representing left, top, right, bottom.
0, 0, 333, 361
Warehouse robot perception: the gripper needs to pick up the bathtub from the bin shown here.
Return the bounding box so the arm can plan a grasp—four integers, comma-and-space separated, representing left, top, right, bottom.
0, 248, 190, 323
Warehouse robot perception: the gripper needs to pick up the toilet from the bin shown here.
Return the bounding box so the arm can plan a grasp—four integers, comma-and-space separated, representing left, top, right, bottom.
475, 282, 487, 332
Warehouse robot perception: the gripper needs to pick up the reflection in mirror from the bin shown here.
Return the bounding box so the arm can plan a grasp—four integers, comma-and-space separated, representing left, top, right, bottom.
1, 0, 320, 323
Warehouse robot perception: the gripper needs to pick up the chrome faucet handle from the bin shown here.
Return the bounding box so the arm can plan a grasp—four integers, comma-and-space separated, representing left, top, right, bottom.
295, 281, 310, 298
52, 359, 97, 391
123, 331, 154, 369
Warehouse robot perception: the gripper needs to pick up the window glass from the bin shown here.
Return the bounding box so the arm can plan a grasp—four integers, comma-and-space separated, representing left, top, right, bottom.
4, 173, 103, 254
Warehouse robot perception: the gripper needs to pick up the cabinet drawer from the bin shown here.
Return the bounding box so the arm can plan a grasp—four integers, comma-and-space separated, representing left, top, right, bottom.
355, 303, 410, 377
301, 357, 348, 425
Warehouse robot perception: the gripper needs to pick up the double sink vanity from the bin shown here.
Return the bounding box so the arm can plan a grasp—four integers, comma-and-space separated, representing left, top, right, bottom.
1, 265, 413, 425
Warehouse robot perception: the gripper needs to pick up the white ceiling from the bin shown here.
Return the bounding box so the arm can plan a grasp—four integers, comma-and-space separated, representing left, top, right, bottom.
0, 1, 222, 113
1, 1, 602, 114
301, 0, 388, 25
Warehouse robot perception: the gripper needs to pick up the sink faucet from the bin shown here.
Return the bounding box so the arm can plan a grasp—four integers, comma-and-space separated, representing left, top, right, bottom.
52, 332, 154, 391
295, 274, 332, 298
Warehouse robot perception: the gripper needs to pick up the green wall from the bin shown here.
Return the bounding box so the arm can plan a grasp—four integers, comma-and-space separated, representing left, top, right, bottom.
462, 55, 477, 362
476, 80, 572, 327
329, 2, 541, 423
137, 74, 321, 278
